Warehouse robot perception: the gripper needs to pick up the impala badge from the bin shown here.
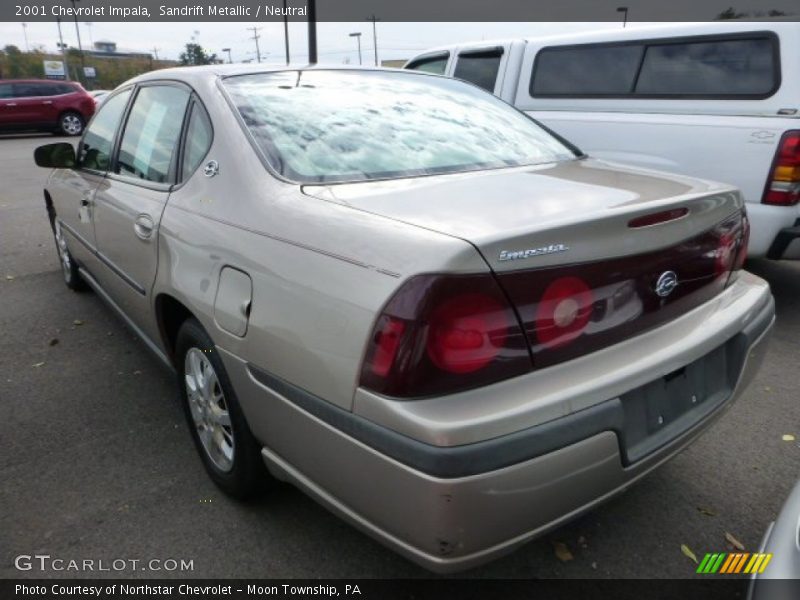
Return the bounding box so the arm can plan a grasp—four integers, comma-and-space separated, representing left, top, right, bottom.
655, 271, 679, 298
498, 243, 569, 262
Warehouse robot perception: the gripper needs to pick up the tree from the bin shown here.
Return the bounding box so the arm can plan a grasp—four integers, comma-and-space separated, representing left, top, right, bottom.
715, 7, 748, 19
179, 43, 216, 66
716, 6, 789, 19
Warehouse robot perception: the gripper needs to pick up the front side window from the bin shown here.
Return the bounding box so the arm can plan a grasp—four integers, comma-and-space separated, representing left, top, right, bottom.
224, 70, 577, 184
78, 89, 132, 171
405, 53, 449, 75
116, 85, 190, 184
453, 48, 504, 93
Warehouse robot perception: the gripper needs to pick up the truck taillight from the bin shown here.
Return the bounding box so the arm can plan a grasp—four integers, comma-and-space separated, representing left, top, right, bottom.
359, 274, 531, 398
762, 130, 800, 206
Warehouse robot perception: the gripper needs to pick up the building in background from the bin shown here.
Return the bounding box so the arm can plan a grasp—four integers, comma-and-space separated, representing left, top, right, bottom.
88, 40, 152, 60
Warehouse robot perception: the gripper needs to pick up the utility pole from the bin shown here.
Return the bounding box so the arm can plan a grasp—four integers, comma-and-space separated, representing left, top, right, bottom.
21, 23, 29, 52
367, 14, 380, 66
349, 32, 362, 65
282, 0, 290, 64
308, 0, 317, 64
247, 26, 262, 63
56, 18, 70, 80
222, 47, 232, 63
152, 47, 160, 60
69, 0, 86, 78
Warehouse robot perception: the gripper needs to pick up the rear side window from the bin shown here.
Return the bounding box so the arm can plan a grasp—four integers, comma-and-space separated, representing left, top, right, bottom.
116, 85, 190, 184
181, 103, 213, 180
453, 48, 504, 92
13, 82, 59, 98
78, 89, 132, 171
532, 44, 643, 96
0, 83, 12, 98
531, 32, 779, 98
636, 38, 776, 96
405, 53, 449, 75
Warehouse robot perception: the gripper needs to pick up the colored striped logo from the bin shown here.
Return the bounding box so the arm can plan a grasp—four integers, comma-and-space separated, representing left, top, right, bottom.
696, 552, 773, 574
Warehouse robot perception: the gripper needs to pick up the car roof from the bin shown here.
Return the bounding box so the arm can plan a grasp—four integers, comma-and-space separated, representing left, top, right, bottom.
411, 20, 799, 58
0, 79, 78, 84
126, 63, 410, 87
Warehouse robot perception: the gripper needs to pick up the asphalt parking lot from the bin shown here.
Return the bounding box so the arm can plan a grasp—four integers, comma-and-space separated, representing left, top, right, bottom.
1, 134, 799, 580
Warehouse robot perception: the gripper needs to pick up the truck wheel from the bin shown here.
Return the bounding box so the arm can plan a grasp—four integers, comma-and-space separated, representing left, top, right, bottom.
175, 318, 267, 499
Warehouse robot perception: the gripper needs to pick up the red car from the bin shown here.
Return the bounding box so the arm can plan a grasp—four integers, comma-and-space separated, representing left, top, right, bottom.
0, 79, 95, 136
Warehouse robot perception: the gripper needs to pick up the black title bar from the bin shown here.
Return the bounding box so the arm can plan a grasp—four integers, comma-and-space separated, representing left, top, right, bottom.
3, 0, 799, 22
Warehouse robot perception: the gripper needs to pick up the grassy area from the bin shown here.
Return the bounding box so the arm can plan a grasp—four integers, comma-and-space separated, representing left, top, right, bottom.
0, 46, 176, 90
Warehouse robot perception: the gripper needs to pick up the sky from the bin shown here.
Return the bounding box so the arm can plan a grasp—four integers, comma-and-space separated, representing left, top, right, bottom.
0, 21, 641, 65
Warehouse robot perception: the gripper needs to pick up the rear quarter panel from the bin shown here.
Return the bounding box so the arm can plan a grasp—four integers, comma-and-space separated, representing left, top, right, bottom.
154, 73, 487, 413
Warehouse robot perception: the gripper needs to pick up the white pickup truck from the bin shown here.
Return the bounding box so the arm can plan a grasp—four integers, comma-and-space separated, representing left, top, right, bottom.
405, 21, 800, 260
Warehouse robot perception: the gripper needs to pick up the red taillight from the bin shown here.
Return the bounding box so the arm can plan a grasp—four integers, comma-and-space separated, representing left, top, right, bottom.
716, 232, 737, 277
369, 317, 405, 377
628, 208, 689, 228
762, 130, 800, 206
360, 274, 530, 398
534, 277, 593, 348
426, 293, 508, 374
733, 213, 750, 271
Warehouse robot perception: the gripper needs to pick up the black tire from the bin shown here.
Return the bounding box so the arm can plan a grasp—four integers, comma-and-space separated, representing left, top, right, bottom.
58, 111, 84, 136
53, 220, 86, 291
175, 318, 267, 499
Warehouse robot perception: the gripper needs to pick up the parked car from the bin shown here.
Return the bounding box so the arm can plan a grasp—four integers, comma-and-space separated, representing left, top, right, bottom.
0, 79, 95, 135
89, 90, 111, 106
405, 21, 800, 261
34, 65, 774, 572
749, 480, 800, 599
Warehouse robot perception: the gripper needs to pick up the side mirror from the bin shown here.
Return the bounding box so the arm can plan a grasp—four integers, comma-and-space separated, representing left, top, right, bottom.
34, 143, 77, 169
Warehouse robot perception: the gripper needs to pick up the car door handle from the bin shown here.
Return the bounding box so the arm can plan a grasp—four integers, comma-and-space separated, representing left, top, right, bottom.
6, 102, 16, 107
134, 214, 155, 240
42, 100, 53, 105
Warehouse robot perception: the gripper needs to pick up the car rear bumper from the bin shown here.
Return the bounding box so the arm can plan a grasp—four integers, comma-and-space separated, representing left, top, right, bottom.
219, 274, 773, 572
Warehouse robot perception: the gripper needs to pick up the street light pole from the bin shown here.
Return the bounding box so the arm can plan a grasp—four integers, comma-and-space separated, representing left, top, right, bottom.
282, 0, 290, 64
617, 6, 629, 27
367, 14, 379, 66
349, 32, 362, 65
69, 0, 86, 79
56, 18, 70, 80
222, 47, 232, 63
21, 23, 29, 52
308, 0, 317, 64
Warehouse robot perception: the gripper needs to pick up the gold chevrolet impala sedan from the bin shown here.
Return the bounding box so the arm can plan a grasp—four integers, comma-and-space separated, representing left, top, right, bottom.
34, 65, 774, 572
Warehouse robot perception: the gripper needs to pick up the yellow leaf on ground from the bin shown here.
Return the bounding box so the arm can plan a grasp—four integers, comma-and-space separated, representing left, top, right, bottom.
725, 532, 745, 551
553, 541, 574, 562
681, 544, 698, 564
783, 434, 796, 442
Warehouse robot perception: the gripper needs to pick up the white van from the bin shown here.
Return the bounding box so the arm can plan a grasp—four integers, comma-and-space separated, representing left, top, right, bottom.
405, 22, 800, 259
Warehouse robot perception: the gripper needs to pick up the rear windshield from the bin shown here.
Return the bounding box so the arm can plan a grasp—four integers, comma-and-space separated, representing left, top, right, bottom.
223, 70, 577, 184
